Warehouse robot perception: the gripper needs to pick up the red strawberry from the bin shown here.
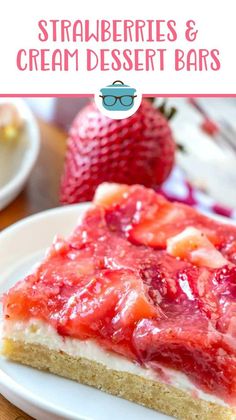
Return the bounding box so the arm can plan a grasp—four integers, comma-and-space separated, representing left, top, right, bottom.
60, 99, 175, 204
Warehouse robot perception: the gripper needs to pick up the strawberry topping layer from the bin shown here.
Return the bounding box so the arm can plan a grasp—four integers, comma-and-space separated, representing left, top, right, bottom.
3, 183, 236, 404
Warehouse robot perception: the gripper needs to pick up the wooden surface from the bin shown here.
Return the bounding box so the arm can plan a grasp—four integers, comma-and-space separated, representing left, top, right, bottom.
0, 119, 67, 418
0, 120, 67, 231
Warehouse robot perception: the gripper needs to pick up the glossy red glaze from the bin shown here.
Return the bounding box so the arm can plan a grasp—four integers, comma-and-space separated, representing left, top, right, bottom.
4, 184, 236, 404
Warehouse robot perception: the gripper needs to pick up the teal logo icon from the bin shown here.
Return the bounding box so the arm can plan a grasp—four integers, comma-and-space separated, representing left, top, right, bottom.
99, 80, 137, 111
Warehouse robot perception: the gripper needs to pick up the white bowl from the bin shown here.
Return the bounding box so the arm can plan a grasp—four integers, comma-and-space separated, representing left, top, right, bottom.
0, 99, 40, 210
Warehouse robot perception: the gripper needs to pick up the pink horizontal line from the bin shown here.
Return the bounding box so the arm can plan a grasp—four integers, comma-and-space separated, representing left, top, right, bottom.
145, 94, 236, 98
0, 94, 93, 98
0, 93, 236, 98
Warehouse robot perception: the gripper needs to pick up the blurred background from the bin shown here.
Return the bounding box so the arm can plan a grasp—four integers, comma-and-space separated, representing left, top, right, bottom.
1, 96, 236, 231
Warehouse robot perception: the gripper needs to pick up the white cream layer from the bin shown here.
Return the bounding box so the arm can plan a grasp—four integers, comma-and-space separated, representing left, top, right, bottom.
3, 319, 228, 408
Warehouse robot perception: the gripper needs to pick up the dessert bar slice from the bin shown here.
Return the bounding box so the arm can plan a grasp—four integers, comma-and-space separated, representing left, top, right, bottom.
2, 183, 236, 419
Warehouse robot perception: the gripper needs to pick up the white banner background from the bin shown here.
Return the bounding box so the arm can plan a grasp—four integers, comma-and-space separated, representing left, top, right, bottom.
0, 0, 235, 95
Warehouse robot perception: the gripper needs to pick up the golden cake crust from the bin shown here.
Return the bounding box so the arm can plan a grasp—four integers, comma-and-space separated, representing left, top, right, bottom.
2, 338, 236, 420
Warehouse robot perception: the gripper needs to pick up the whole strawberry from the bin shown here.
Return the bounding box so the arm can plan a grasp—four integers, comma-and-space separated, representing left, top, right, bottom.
60, 99, 175, 204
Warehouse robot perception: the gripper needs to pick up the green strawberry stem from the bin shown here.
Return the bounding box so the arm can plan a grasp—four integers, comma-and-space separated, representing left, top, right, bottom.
147, 98, 185, 152
147, 97, 177, 121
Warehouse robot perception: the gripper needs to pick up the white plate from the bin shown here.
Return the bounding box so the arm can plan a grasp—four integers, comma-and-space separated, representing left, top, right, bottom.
0, 204, 171, 420
0, 99, 40, 210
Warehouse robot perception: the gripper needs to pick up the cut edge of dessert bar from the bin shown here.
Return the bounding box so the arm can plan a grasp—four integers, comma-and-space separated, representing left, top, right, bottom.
2, 182, 236, 420
2, 319, 234, 420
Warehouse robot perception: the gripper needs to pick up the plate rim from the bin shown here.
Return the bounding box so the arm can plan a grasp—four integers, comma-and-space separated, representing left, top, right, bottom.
0, 203, 92, 419
0, 202, 90, 238
0, 204, 235, 419
0, 366, 90, 420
